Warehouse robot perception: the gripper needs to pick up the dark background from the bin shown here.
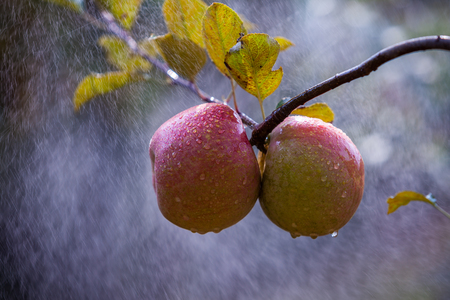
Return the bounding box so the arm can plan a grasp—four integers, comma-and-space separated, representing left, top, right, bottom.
1, 0, 450, 299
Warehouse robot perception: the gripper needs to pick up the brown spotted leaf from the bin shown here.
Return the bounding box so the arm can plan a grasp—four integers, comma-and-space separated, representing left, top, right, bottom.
274, 36, 295, 51
73, 72, 142, 111
224, 33, 282, 103
98, 35, 152, 72
387, 191, 436, 215
96, 0, 143, 30
44, 0, 85, 12
292, 103, 334, 123
202, 2, 247, 77
154, 33, 207, 81
162, 0, 207, 48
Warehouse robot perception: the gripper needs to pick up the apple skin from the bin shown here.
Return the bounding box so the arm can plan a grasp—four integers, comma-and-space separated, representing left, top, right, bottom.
259, 116, 365, 239
149, 103, 261, 234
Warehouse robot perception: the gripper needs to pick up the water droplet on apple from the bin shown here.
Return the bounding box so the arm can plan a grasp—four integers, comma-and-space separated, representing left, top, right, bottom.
327, 160, 331, 165
175, 197, 181, 202
334, 163, 340, 169
310, 233, 318, 239
172, 152, 177, 158
213, 228, 222, 233
331, 231, 338, 238
203, 144, 211, 150
321, 176, 327, 182
196, 139, 202, 144
199, 173, 206, 180
290, 232, 301, 238
291, 222, 298, 228
218, 129, 225, 134
239, 142, 247, 152
341, 191, 347, 198
186, 141, 191, 146
190, 228, 198, 233
242, 176, 247, 185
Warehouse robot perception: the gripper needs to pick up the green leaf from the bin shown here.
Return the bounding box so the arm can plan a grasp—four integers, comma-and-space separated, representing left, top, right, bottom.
162, 0, 207, 48
202, 2, 247, 77
98, 35, 153, 72
291, 103, 335, 123
154, 33, 207, 81
387, 191, 436, 214
224, 33, 283, 102
44, 0, 85, 12
73, 72, 141, 111
96, 0, 143, 30
274, 36, 295, 51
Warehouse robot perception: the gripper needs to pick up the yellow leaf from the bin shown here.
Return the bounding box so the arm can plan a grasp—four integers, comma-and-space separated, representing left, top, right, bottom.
98, 35, 152, 72
291, 103, 335, 123
154, 33, 207, 81
138, 38, 159, 59
202, 2, 247, 77
73, 72, 141, 111
386, 191, 436, 214
162, 0, 207, 48
239, 14, 257, 31
274, 36, 294, 51
224, 33, 283, 102
44, 0, 84, 12
96, 0, 142, 30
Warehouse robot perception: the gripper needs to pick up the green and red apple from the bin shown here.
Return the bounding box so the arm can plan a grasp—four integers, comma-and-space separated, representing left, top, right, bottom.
259, 115, 365, 239
149, 103, 261, 234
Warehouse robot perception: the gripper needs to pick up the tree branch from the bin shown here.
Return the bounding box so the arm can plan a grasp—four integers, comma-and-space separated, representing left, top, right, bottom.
250, 35, 450, 152
89, 9, 258, 129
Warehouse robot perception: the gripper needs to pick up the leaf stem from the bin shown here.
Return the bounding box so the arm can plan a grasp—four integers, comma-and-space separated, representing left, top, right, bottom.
78, 9, 450, 149
250, 35, 450, 152
259, 101, 266, 120
231, 79, 239, 113
82, 7, 259, 129
434, 203, 450, 220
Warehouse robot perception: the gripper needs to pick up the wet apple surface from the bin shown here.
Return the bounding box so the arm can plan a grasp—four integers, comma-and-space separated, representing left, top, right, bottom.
149, 103, 261, 234
259, 116, 365, 238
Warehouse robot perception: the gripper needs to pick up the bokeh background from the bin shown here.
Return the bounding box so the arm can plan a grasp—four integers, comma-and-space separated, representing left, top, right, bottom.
1, 0, 450, 299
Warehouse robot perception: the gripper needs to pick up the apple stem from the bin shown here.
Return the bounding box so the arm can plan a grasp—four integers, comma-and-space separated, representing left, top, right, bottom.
82, 8, 450, 152
85, 5, 260, 129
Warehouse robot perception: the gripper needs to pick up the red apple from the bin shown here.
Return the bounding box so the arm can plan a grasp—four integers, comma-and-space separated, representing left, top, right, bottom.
259, 116, 365, 239
149, 103, 261, 234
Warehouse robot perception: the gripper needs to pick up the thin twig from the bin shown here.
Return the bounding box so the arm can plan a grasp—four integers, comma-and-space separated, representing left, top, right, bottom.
92, 9, 258, 129
250, 35, 450, 152
434, 204, 450, 220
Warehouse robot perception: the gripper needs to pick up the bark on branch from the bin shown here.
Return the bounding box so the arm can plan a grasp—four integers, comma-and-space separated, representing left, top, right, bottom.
83, 9, 449, 148
250, 35, 450, 152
